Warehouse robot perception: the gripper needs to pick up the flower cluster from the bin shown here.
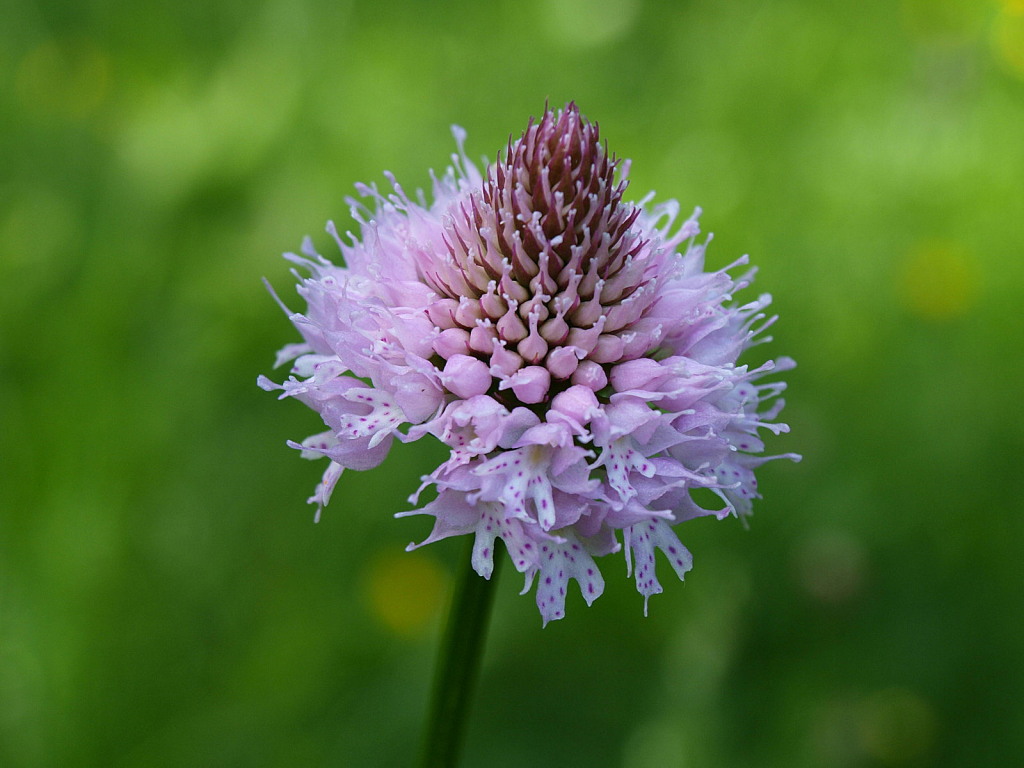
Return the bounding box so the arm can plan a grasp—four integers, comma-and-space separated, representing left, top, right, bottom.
260, 103, 798, 624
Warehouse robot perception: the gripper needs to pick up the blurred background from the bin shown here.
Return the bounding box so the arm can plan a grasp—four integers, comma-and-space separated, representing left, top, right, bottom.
2, 0, 1023, 765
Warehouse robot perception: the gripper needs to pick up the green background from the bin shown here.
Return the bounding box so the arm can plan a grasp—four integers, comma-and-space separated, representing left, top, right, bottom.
3, 0, 1023, 765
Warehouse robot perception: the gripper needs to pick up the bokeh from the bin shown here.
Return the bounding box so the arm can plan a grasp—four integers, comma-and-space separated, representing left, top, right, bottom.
2, 0, 1023, 765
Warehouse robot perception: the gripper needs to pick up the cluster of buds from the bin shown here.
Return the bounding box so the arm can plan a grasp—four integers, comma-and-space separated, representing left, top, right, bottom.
261, 103, 798, 624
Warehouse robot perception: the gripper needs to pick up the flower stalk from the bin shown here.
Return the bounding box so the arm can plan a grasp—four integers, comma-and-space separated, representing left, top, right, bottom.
419, 540, 502, 768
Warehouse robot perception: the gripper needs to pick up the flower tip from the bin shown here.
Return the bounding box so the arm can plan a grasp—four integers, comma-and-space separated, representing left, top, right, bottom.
539, 608, 565, 628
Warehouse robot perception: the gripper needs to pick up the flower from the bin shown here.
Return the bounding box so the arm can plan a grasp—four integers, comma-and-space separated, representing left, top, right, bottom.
260, 103, 799, 625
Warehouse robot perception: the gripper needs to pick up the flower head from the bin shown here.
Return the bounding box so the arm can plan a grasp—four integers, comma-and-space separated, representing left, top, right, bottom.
260, 103, 799, 625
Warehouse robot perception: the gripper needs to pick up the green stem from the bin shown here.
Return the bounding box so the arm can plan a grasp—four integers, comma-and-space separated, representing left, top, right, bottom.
419, 539, 502, 768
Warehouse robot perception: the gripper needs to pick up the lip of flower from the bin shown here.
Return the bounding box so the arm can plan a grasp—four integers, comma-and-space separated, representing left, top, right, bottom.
261, 102, 800, 624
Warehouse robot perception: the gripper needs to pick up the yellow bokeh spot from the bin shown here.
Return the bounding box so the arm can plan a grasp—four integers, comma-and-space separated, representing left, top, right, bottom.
992, 4, 1024, 78
897, 240, 980, 321
363, 550, 448, 637
15, 38, 110, 120
901, 0, 988, 43
859, 688, 937, 764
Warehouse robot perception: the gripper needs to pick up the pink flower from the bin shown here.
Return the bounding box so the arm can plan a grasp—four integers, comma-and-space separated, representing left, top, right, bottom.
260, 103, 799, 624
